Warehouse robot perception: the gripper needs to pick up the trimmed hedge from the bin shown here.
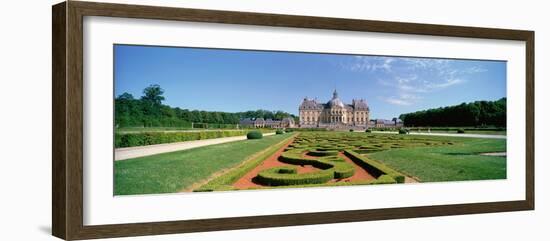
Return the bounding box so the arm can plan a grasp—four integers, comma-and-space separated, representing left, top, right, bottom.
376, 175, 397, 183
198, 132, 449, 191
115, 130, 251, 148
194, 133, 295, 192
457, 128, 465, 133
344, 150, 405, 183
245, 174, 397, 190
280, 150, 328, 167
286, 128, 327, 132
277, 166, 297, 174
331, 160, 355, 179
276, 129, 284, 135
278, 150, 355, 181
247, 131, 263, 139
307, 150, 339, 157
255, 166, 334, 186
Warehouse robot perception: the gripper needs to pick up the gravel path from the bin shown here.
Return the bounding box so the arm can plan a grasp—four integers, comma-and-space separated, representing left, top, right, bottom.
115, 133, 275, 161
480, 152, 507, 157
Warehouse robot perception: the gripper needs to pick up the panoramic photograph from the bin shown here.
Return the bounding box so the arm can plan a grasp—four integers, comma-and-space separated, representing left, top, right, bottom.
113, 44, 507, 196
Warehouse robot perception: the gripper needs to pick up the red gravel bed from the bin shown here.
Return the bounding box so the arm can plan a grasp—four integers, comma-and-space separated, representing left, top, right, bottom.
233, 142, 376, 189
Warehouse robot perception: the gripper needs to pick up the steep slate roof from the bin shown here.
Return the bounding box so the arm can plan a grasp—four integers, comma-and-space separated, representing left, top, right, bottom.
241, 117, 295, 126
376, 119, 397, 125
299, 98, 323, 110
299, 90, 370, 111
264, 119, 281, 125
352, 99, 370, 111
239, 118, 255, 125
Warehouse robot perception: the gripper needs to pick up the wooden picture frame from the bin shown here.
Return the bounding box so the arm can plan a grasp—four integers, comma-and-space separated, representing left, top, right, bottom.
52, 1, 534, 240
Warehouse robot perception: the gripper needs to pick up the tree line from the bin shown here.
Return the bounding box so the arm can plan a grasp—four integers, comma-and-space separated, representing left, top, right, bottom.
115, 84, 298, 128
399, 98, 506, 127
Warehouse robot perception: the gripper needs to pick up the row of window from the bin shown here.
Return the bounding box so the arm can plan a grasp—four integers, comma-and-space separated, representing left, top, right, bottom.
301, 116, 367, 122
301, 111, 367, 116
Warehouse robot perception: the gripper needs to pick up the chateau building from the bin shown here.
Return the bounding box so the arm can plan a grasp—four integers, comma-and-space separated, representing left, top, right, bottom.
372, 118, 403, 128
240, 117, 295, 128
299, 90, 370, 128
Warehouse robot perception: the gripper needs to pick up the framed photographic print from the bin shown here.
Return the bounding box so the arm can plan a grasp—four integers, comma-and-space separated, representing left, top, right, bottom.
52, 1, 534, 240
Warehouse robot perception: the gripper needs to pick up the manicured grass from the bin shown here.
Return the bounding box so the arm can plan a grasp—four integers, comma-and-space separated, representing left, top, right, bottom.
116, 131, 507, 195
199, 132, 454, 192
367, 136, 506, 182
410, 130, 506, 135
194, 135, 296, 192
114, 133, 293, 195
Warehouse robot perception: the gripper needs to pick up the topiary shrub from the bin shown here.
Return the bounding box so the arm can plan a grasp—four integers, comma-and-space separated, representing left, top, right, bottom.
247, 131, 263, 139
307, 150, 339, 157
256, 153, 356, 185
344, 150, 405, 183
275, 129, 284, 135
457, 128, 465, 134
255, 167, 334, 186
285, 129, 293, 133
365, 129, 372, 133
330, 160, 355, 179
194, 136, 290, 192
349, 129, 354, 132
276, 166, 297, 174
398, 128, 408, 134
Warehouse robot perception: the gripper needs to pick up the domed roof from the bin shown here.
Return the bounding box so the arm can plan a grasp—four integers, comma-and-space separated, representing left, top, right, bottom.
327, 90, 345, 108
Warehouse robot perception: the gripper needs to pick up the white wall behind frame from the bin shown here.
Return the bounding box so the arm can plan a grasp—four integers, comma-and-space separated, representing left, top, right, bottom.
0, 0, 547, 241
83, 14, 525, 225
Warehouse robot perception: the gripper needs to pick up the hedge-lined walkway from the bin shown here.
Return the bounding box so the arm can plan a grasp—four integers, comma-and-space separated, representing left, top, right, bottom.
115, 133, 293, 195
115, 132, 275, 161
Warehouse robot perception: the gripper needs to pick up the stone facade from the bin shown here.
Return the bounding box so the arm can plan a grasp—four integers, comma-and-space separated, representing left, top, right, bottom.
299, 90, 370, 128
372, 118, 403, 128
240, 117, 295, 128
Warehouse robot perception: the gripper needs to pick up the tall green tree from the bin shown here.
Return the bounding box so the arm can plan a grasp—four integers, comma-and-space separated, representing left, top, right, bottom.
140, 84, 165, 117
115, 84, 298, 128
399, 98, 506, 127
141, 84, 165, 105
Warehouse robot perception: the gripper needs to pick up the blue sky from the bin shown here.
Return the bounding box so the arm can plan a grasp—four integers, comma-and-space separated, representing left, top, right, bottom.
114, 45, 506, 119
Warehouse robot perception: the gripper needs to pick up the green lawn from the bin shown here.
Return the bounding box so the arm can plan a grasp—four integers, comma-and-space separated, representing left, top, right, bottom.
367, 136, 506, 182
115, 131, 507, 195
410, 130, 506, 135
115, 133, 293, 195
